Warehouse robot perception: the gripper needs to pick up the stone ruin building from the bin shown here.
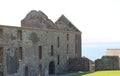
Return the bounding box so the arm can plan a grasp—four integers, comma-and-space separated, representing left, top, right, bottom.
95, 56, 119, 71
68, 57, 94, 71
95, 49, 120, 71
0, 10, 82, 76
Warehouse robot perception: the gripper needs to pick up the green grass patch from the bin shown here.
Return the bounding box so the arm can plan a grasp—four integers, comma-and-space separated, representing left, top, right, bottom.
74, 70, 120, 76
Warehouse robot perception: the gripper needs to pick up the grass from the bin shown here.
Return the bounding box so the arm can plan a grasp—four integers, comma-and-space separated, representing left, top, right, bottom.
74, 70, 120, 76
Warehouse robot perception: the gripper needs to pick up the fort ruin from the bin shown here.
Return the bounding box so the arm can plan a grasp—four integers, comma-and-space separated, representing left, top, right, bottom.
0, 10, 82, 76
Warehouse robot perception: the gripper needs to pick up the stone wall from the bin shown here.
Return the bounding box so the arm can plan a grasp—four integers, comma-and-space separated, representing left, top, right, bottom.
68, 57, 94, 71
95, 56, 120, 71
0, 25, 81, 76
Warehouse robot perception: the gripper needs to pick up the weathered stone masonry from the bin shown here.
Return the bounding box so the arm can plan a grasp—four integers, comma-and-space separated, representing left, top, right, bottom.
0, 10, 82, 76
95, 56, 119, 71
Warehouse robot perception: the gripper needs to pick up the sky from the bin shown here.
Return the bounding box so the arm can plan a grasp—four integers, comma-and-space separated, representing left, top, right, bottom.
0, 0, 120, 60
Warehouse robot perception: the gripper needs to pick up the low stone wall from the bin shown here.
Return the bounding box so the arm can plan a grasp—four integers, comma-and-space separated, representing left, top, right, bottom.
68, 57, 94, 71
95, 56, 119, 71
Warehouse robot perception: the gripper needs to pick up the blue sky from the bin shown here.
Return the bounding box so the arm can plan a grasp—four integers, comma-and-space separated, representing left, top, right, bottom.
82, 42, 120, 61
0, 0, 120, 60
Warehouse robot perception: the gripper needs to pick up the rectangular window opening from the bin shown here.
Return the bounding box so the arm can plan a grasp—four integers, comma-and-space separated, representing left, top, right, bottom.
17, 30, 22, 41
0, 47, 3, 63
25, 66, 28, 76
67, 44, 69, 54
39, 46, 42, 59
51, 45, 53, 56
0, 29, 3, 39
57, 37, 59, 48
39, 64, 42, 76
67, 34, 69, 40
57, 55, 60, 65
19, 47, 22, 61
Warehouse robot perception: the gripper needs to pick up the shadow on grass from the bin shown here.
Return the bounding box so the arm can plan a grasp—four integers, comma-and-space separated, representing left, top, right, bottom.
57, 71, 77, 75
74, 71, 94, 76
